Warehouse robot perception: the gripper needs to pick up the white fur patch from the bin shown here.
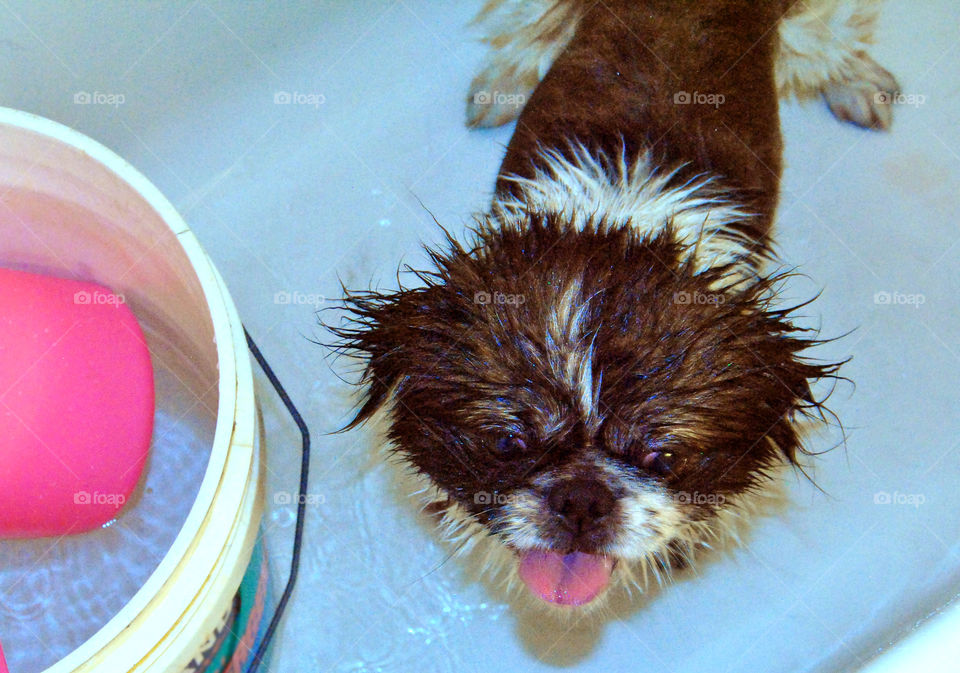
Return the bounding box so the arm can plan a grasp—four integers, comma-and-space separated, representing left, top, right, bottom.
610, 480, 687, 558
492, 144, 758, 276
467, 0, 582, 127
495, 486, 553, 549
776, 0, 884, 99
543, 275, 599, 422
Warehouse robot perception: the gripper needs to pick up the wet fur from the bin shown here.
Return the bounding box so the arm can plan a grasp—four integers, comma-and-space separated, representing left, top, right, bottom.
330, 214, 843, 609
328, 0, 895, 611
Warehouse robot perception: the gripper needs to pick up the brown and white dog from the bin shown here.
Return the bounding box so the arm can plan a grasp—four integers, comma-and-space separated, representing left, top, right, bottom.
332, 0, 897, 610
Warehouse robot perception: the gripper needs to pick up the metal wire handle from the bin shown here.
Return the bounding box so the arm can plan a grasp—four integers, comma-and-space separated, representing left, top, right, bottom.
244, 328, 311, 673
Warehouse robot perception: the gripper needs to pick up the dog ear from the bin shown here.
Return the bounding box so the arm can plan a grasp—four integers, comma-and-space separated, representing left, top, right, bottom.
327, 283, 442, 430
733, 288, 847, 471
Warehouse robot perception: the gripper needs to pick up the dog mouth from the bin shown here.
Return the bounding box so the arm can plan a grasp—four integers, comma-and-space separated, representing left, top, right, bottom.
517, 550, 616, 606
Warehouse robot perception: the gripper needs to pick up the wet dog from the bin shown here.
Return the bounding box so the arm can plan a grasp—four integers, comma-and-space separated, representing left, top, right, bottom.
332, 0, 897, 609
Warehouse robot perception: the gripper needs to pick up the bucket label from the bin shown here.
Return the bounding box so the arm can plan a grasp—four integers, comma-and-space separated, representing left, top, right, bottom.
181, 537, 270, 673
184, 598, 241, 672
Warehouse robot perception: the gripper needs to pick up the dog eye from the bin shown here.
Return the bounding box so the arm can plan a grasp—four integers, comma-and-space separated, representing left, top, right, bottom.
641, 451, 673, 476
493, 433, 527, 455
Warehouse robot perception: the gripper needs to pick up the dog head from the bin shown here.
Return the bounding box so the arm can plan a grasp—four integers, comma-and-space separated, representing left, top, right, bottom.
331, 212, 839, 608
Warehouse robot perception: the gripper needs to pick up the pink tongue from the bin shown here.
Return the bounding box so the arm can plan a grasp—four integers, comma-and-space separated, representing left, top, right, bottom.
518, 551, 613, 606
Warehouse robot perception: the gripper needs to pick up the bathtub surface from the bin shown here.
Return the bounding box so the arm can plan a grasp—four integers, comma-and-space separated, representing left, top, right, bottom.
0, 1, 957, 671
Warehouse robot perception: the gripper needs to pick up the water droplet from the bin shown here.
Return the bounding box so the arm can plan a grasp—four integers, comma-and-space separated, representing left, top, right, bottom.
271, 506, 296, 528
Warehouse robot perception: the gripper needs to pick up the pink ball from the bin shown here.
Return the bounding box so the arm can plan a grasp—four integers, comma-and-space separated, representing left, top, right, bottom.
0, 268, 154, 538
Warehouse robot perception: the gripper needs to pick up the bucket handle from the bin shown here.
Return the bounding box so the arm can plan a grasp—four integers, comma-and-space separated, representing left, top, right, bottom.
244, 328, 310, 673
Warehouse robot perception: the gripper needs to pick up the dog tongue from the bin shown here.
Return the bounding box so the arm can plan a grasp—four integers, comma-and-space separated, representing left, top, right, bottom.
518, 551, 613, 606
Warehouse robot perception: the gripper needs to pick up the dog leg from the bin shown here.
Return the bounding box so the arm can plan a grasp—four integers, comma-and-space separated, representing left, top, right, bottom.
466, 0, 582, 128
776, 0, 899, 130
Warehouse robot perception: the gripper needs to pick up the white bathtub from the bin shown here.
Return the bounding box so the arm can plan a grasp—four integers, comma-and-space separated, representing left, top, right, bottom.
0, 1, 955, 671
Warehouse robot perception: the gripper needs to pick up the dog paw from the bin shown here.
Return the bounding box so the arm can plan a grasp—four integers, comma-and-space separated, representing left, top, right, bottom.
822, 54, 900, 131
466, 62, 536, 128
465, 0, 582, 128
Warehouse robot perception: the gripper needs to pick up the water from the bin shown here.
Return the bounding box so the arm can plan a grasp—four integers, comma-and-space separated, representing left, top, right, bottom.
0, 365, 215, 673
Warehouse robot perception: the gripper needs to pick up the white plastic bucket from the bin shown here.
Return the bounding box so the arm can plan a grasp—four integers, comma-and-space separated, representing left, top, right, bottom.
0, 107, 267, 672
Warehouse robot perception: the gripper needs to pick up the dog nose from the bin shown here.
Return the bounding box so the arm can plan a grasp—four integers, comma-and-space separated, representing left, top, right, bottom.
547, 478, 615, 533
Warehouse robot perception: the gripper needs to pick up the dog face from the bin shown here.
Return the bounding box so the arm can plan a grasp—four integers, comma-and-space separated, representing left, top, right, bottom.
333, 213, 838, 607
